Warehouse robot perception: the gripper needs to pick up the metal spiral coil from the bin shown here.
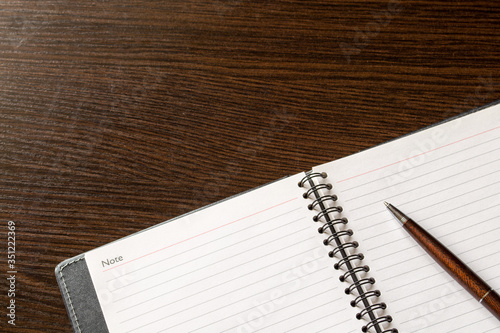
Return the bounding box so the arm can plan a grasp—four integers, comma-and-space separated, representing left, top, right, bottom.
362, 316, 394, 332
303, 183, 332, 199
345, 277, 376, 295
298, 172, 327, 187
308, 194, 338, 210
335, 253, 364, 270
351, 290, 381, 307
323, 229, 353, 245
318, 217, 347, 234
313, 206, 343, 221
328, 241, 358, 258
340, 265, 370, 282
299, 171, 397, 333
357, 303, 387, 319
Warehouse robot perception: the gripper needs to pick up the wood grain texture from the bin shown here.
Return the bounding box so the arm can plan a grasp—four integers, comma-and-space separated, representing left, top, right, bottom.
0, 0, 500, 331
403, 219, 500, 320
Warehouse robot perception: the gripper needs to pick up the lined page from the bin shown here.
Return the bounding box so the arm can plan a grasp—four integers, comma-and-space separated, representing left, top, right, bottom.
315, 104, 500, 332
86, 173, 360, 332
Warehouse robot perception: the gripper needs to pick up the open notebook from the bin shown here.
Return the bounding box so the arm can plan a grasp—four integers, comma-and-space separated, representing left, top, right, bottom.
56, 101, 500, 333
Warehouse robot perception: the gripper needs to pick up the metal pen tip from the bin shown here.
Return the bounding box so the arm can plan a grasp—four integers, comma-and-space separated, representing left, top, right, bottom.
384, 202, 409, 225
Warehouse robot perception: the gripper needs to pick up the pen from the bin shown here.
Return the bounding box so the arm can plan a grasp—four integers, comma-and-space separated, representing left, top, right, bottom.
384, 202, 500, 321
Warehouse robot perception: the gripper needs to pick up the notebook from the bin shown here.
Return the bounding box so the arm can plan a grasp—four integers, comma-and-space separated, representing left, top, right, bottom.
56, 101, 500, 333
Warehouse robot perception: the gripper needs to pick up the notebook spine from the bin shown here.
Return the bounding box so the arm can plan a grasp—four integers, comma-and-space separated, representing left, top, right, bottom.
299, 171, 397, 333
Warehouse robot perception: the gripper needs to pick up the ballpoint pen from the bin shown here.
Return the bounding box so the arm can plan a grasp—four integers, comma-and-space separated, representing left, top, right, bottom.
384, 201, 500, 321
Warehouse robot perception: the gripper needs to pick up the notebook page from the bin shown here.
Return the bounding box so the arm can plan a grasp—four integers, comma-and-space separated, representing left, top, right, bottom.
86, 173, 360, 333
314, 103, 500, 332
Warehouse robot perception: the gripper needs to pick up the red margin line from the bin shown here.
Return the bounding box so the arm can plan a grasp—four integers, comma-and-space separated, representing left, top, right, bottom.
103, 197, 298, 272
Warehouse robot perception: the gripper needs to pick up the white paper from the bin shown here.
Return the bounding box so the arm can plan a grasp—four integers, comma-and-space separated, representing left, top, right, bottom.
86, 173, 360, 332
315, 104, 500, 332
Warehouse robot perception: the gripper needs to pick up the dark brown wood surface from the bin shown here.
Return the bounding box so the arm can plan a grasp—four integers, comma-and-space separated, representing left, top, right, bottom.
1, 0, 500, 331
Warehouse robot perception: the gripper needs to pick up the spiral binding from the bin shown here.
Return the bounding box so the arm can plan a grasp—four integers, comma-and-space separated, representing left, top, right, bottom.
299, 171, 398, 333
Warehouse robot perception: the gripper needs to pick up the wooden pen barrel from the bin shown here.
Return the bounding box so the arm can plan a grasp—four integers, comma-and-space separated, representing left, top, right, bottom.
403, 219, 500, 321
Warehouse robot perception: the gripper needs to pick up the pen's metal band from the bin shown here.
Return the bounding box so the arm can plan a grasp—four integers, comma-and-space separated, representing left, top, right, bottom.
479, 289, 492, 303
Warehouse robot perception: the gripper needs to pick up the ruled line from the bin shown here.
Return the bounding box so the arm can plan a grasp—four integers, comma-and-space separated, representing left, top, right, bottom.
106, 207, 302, 283
157, 269, 331, 333
314, 318, 354, 333
380, 238, 500, 281
369, 213, 500, 263
115, 229, 313, 305
256, 301, 344, 333
385, 270, 446, 293
103, 196, 298, 272
345, 154, 500, 208
157, 266, 330, 332
339, 137, 500, 193
450, 318, 494, 333
216, 290, 336, 333
359, 184, 500, 239
361, 190, 500, 247
389, 278, 453, 304
117, 239, 315, 314
336, 125, 500, 184
409, 307, 483, 332
350, 166, 500, 214
144, 280, 332, 333
397, 291, 466, 316
372, 220, 500, 270
110, 213, 305, 293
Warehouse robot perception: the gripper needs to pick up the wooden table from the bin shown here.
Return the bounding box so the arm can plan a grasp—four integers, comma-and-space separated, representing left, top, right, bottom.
1, 1, 499, 331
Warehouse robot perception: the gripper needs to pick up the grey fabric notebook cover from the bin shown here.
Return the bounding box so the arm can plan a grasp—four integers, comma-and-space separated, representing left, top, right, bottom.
55, 255, 109, 333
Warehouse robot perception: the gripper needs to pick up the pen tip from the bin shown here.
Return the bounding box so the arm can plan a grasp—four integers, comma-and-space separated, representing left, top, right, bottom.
383, 201, 389, 207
